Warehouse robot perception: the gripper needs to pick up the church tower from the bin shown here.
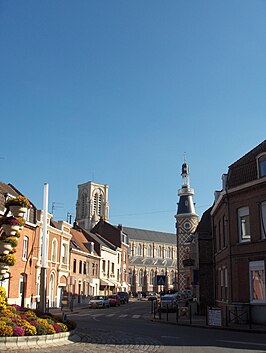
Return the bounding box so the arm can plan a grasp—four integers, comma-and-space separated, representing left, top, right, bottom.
76, 181, 109, 231
175, 161, 199, 291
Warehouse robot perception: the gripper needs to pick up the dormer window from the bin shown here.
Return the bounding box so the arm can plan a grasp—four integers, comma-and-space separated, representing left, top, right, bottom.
258, 153, 266, 178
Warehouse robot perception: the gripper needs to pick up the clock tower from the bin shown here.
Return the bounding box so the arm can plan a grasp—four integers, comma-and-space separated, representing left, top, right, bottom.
175, 161, 199, 291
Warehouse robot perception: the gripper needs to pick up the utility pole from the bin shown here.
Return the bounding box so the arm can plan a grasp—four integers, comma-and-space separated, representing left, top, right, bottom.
40, 183, 48, 313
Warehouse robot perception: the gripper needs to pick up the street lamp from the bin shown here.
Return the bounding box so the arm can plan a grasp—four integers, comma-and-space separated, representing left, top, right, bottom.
40, 183, 48, 313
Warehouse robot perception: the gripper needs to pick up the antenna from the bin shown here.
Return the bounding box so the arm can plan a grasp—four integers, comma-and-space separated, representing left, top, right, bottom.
67, 212, 72, 224
51, 202, 64, 214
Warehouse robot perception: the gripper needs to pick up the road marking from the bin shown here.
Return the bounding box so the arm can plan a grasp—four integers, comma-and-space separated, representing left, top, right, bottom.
106, 314, 115, 317
218, 340, 266, 347
118, 314, 128, 318
132, 315, 141, 319
91, 313, 104, 317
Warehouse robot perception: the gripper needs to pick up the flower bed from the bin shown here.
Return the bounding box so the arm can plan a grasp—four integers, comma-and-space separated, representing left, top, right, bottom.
0, 287, 76, 337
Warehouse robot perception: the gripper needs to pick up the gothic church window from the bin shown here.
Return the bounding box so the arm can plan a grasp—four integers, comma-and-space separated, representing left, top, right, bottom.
147, 244, 152, 257
81, 192, 87, 218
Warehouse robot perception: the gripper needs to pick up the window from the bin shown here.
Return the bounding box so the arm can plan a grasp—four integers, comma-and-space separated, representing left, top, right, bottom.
158, 246, 162, 258
79, 261, 82, 274
61, 244, 68, 264
93, 189, 103, 216
258, 154, 266, 178
81, 192, 87, 218
260, 201, 266, 240
111, 262, 114, 275
137, 244, 142, 256
73, 259, 77, 273
150, 270, 154, 285
19, 274, 26, 299
51, 239, 57, 262
166, 247, 171, 258
139, 269, 143, 286
102, 260, 106, 274
22, 236, 28, 260
147, 244, 152, 257
238, 207, 250, 242
249, 261, 265, 303
83, 262, 86, 274
223, 216, 227, 247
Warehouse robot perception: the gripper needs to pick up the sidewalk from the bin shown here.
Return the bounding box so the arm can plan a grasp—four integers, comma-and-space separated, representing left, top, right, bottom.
152, 309, 266, 334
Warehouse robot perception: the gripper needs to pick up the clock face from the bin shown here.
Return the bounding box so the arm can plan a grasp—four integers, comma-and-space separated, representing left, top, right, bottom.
184, 221, 191, 230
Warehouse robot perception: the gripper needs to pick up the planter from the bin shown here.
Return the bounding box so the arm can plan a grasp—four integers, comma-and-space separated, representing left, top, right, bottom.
0, 262, 9, 274
0, 242, 12, 255
8, 205, 27, 217
1, 224, 20, 236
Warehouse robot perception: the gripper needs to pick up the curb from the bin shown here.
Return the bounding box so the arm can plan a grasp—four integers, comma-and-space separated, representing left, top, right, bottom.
0, 329, 80, 349
151, 318, 266, 334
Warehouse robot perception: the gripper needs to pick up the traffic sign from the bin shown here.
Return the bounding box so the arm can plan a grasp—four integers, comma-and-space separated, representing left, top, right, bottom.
156, 275, 166, 286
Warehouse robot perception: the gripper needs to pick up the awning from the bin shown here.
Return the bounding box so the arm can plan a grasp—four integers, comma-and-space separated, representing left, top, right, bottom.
100, 279, 115, 287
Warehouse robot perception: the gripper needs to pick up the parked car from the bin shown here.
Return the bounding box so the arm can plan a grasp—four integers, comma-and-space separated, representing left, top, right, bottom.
160, 293, 179, 311
89, 295, 110, 309
108, 294, 121, 307
146, 292, 158, 301
116, 292, 129, 304
182, 289, 192, 299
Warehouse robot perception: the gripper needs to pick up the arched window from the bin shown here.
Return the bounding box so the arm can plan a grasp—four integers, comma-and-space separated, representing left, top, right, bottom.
139, 269, 143, 286
166, 247, 171, 258
93, 189, 104, 216
158, 246, 162, 258
147, 244, 152, 257
62, 243, 68, 264
137, 244, 142, 256
51, 239, 57, 262
81, 192, 87, 218
150, 269, 154, 285
73, 259, 77, 273
49, 273, 56, 307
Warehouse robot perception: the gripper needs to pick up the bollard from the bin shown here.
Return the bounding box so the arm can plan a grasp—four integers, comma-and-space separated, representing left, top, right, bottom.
159, 304, 161, 320
166, 304, 169, 321
176, 303, 178, 323
189, 304, 192, 324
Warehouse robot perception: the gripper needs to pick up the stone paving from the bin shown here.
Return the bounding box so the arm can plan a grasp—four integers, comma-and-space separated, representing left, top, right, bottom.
4, 328, 164, 353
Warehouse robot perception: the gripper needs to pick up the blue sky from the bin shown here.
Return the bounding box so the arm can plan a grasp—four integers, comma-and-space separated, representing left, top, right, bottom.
0, 0, 265, 233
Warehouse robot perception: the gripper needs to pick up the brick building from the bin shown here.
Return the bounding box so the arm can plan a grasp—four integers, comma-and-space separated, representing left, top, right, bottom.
211, 140, 266, 323
0, 182, 39, 308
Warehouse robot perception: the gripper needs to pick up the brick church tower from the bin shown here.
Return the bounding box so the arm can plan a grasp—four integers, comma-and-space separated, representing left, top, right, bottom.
175, 161, 199, 291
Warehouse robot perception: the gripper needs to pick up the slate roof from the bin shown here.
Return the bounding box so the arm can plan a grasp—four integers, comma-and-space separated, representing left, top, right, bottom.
122, 226, 176, 244
129, 255, 176, 267
176, 193, 196, 215
227, 140, 266, 188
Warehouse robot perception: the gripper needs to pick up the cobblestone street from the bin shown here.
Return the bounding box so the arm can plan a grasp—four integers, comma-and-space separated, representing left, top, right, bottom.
5, 328, 163, 353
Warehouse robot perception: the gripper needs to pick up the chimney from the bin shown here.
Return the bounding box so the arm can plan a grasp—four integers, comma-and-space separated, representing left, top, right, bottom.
90, 242, 94, 254
222, 174, 228, 191
118, 224, 123, 231
214, 190, 221, 202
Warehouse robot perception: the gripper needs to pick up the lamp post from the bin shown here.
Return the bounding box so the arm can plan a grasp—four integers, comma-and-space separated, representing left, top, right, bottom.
40, 183, 48, 313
